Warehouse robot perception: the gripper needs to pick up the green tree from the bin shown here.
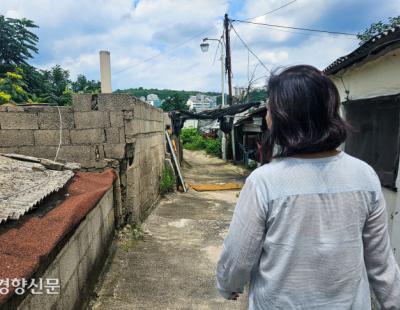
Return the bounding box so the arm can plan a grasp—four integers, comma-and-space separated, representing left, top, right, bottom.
160, 93, 189, 112
0, 15, 86, 105
0, 16, 39, 73
0, 68, 30, 104
41, 65, 72, 105
19, 64, 50, 102
71, 74, 100, 93
357, 16, 400, 45
248, 88, 268, 102
114, 87, 220, 102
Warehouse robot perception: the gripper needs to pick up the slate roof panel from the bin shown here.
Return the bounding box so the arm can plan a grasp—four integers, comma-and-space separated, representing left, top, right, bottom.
0, 155, 74, 224
324, 26, 400, 75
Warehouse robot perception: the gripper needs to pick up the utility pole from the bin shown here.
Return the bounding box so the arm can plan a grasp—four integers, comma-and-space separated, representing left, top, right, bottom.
220, 47, 227, 161
224, 14, 233, 106
224, 14, 237, 161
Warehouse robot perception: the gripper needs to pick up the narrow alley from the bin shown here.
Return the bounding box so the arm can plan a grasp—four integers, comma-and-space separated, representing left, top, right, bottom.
91, 150, 250, 309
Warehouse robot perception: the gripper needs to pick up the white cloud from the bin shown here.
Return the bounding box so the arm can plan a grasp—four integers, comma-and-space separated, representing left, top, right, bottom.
1, 0, 397, 91
234, 0, 338, 44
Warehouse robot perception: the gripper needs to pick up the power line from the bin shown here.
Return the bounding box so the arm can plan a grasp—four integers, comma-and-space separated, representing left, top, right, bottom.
212, 33, 224, 65
232, 19, 357, 36
249, 24, 358, 39
244, 0, 297, 21
114, 25, 216, 75
230, 23, 271, 72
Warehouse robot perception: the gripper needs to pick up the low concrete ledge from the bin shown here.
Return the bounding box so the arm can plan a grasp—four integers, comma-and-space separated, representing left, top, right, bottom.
17, 188, 115, 310
0, 170, 116, 310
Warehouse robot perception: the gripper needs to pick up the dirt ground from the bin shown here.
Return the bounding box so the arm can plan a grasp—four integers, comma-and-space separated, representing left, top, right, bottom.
90, 150, 250, 309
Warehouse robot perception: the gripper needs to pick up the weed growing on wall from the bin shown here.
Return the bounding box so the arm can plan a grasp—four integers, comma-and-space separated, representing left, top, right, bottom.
160, 163, 175, 195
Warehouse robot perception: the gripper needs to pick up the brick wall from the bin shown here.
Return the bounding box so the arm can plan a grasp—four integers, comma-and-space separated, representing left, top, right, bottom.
0, 94, 170, 224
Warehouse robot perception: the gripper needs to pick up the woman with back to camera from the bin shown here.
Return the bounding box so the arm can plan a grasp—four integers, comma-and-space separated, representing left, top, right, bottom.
216, 65, 400, 309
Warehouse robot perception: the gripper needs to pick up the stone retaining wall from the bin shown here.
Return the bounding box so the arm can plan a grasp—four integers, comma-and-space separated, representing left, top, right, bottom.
0, 94, 170, 224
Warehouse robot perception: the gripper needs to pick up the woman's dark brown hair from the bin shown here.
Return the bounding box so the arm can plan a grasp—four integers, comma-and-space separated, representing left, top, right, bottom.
265, 65, 348, 161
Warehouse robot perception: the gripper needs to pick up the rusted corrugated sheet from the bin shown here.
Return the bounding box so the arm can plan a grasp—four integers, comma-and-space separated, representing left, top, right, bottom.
0, 155, 74, 224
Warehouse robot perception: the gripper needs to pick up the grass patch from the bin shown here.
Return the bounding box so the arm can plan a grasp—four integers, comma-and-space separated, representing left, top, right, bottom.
119, 223, 144, 251
160, 163, 175, 195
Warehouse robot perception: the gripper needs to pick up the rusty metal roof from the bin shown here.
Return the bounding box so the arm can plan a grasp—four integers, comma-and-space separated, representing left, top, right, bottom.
0, 155, 74, 224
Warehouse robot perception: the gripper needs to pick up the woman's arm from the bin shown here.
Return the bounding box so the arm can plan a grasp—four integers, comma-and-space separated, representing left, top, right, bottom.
363, 192, 400, 309
216, 176, 268, 299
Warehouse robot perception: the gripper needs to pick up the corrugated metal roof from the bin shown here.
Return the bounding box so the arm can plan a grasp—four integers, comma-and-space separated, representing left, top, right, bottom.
324, 26, 400, 75
0, 155, 74, 224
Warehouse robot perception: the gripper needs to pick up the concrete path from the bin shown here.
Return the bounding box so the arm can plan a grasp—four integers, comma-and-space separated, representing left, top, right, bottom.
91, 150, 249, 309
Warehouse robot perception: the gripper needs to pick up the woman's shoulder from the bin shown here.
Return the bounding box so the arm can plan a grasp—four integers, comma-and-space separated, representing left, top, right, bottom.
339, 152, 382, 192
249, 158, 287, 180
245, 152, 382, 200
251, 152, 378, 179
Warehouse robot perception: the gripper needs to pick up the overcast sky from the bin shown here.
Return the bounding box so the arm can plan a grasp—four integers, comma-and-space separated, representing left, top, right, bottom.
2, 0, 399, 92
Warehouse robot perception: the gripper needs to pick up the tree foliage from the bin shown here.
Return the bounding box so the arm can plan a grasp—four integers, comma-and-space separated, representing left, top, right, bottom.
0, 15, 99, 105
357, 16, 400, 45
160, 93, 189, 112
0, 68, 30, 104
40, 65, 72, 105
71, 74, 101, 93
0, 16, 38, 72
246, 88, 267, 103
115, 87, 220, 102
20, 64, 48, 101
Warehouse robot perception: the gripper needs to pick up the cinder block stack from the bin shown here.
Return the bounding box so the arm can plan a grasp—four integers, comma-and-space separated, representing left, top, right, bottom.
0, 93, 169, 224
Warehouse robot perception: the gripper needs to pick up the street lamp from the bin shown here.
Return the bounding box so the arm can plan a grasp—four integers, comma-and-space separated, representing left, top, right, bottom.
200, 41, 209, 52
200, 37, 227, 161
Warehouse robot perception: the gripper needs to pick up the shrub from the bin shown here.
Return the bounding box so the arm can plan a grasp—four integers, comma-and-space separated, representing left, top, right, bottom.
204, 138, 222, 157
181, 128, 206, 150
160, 163, 175, 195
180, 128, 198, 145
180, 128, 222, 157
191, 135, 207, 149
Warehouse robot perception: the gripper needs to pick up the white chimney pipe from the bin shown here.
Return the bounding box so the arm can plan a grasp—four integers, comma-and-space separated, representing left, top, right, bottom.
99, 50, 112, 93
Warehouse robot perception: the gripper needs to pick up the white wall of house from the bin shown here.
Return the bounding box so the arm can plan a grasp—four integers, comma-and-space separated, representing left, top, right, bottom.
183, 119, 198, 129
330, 48, 400, 264
331, 47, 400, 102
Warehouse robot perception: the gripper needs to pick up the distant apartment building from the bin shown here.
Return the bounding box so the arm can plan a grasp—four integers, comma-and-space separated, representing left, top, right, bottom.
186, 94, 217, 112
146, 94, 162, 108
234, 86, 247, 98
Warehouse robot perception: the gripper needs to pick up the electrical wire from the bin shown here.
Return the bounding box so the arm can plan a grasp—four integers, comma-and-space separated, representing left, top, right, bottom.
230, 23, 271, 72
243, 0, 297, 21
232, 19, 357, 36
245, 24, 358, 39
251, 74, 269, 84
212, 33, 224, 65
212, 41, 221, 65
114, 25, 216, 75
247, 50, 250, 83
54, 105, 62, 162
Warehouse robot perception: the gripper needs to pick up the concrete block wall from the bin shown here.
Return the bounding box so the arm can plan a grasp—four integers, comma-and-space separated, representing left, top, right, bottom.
17, 188, 114, 310
0, 94, 169, 224
126, 133, 165, 221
